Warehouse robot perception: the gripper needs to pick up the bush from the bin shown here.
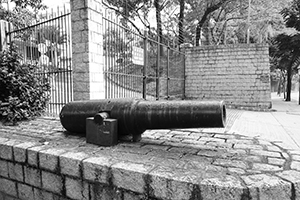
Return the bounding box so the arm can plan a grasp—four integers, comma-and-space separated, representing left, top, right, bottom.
0, 45, 50, 124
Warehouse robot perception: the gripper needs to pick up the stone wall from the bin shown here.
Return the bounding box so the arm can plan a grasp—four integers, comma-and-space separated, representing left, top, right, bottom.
0, 117, 299, 200
185, 44, 272, 109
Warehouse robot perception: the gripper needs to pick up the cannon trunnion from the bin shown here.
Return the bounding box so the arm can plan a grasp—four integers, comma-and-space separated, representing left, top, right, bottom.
60, 98, 226, 146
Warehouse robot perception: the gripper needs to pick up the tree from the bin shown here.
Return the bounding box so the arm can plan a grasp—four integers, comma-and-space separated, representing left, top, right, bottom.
272, 0, 300, 101
182, 0, 290, 45
194, 0, 230, 46
104, 0, 152, 35
0, 0, 47, 29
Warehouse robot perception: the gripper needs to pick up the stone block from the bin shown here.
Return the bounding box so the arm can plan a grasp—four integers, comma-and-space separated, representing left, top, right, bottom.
123, 191, 145, 200
39, 148, 66, 172
60, 152, 89, 178
8, 162, 23, 182
276, 170, 300, 200
65, 177, 89, 200
83, 156, 115, 183
250, 150, 282, 158
0, 177, 17, 197
41, 171, 64, 194
72, 21, 88, 32
33, 188, 53, 200
267, 157, 285, 166
0, 140, 15, 160
111, 161, 154, 194
70, 0, 85, 10
73, 81, 90, 92
291, 161, 300, 171
0, 160, 8, 178
13, 142, 38, 163
241, 174, 292, 199
72, 31, 82, 43
24, 167, 41, 188
148, 167, 194, 200
73, 42, 87, 53
90, 183, 123, 200
17, 183, 34, 200
200, 175, 245, 200
27, 145, 48, 167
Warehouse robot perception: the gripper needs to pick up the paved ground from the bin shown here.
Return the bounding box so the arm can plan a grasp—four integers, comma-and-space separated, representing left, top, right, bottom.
0, 92, 300, 199
228, 92, 300, 150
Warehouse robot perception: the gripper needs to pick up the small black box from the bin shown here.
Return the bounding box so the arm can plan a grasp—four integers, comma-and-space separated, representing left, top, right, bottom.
86, 117, 118, 146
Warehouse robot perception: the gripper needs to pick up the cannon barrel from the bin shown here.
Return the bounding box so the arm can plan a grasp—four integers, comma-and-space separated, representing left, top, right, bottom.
60, 98, 226, 137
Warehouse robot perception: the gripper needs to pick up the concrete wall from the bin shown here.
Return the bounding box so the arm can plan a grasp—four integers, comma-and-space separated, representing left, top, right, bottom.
185, 44, 272, 109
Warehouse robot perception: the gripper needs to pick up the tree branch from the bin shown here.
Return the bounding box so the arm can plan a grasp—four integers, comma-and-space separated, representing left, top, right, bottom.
103, 1, 143, 35
195, 0, 230, 46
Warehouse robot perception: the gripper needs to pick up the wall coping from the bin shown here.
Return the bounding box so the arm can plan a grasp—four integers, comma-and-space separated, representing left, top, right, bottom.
184, 43, 269, 52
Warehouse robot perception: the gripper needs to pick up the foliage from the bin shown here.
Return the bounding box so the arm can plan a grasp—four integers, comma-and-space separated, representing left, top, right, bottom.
270, 0, 300, 101
281, 0, 300, 31
0, 45, 50, 124
104, 0, 151, 35
104, 0, 291, 46
0, 0, 47, 29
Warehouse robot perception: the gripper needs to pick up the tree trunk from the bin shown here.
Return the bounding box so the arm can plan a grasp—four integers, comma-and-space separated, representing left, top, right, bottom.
154, 0, 163, 55
285, 64, 292, 101
178, 0, 185, 46
195, 25, 201, 46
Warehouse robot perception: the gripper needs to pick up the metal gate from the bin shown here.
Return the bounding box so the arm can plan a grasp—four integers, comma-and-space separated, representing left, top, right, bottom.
6, 7, 72, 116
103, 9, 186, 100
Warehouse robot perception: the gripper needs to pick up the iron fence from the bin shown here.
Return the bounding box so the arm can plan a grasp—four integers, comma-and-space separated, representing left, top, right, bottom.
103, 9, 186, 100
6, 7, 72, 116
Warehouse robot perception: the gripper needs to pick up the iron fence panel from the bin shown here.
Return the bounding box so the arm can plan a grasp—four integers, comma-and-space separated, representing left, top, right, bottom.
103, 8, 185, 100
6, 7, 72, 116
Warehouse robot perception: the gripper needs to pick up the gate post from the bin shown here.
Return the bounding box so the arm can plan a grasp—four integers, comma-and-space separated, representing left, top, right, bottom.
70, 0, 104, 100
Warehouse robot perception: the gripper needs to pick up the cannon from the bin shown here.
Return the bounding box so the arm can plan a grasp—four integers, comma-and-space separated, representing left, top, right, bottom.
60, 98, 226, 146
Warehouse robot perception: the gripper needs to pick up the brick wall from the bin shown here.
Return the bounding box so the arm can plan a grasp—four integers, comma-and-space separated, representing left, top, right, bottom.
185, 44, 272, 109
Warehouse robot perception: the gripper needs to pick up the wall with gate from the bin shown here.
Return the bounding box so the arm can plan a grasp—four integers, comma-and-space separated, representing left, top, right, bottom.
185, 44, 272, 109
2, 0, 273, 115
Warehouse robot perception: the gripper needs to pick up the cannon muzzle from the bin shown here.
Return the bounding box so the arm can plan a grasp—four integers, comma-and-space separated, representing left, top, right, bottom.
60, 98, 226, 140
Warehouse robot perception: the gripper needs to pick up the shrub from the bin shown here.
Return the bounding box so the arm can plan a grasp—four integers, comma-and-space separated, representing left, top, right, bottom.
0, 45, 50, 124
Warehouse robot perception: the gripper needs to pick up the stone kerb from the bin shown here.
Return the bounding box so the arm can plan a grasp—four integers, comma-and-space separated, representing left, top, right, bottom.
185, 44, 272, 110
71, 0, 104, 101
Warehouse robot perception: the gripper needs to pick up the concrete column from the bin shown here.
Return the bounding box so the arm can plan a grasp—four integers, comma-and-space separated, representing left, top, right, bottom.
70, 0, 104, 100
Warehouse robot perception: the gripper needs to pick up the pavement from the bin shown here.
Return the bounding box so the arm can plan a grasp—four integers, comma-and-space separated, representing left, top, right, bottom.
227, 92, 300, 150
0, 92, 300, 199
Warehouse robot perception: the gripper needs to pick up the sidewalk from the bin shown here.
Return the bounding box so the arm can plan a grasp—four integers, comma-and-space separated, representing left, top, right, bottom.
228, 92, 300, 150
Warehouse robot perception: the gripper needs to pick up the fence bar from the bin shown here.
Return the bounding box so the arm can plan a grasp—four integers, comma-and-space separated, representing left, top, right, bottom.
143, 31, 147, 99
166, 41, 170, 100
183, 51, 186, 99
156, 36, 160, 100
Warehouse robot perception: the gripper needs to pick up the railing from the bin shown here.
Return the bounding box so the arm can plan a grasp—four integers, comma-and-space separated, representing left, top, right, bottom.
6, 7, 72, 116
103, 9, 186, 100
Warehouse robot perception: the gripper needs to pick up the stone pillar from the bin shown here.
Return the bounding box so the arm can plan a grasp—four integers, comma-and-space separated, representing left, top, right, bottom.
70, 0, 104, 100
